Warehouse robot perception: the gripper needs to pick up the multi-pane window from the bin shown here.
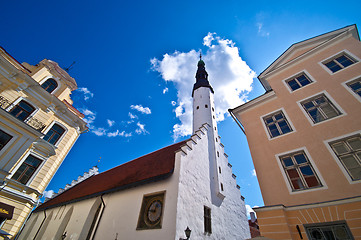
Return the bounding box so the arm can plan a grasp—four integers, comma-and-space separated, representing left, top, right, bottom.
330, 135, 361, 181
301, 94, 341, 123
43, 124, 66, 145
41, 78, 58, 93
305, 221, 353, 240
9, 100, 35, 121
286, 74, 312, 91
263, 111, 292, 138
204, 206, 212, 234
12, 155, 42, 185
347, 78, 361, 97
324, 54, 356, 73
0, 129, 12, 151
280, 151, 322, 191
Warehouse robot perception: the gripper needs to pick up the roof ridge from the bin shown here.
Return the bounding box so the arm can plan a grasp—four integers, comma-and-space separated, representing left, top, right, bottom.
35, 140, 188, 212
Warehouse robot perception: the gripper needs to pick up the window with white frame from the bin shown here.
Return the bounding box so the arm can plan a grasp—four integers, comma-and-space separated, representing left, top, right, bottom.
286, 73, 312, 91
12, 155, 42, 185
323, 53, 357, 73
43, 123, 66, 145
346, 78, 361, 98
41, 78, 58, 93
0, 129, 12, 151
9, 100, 35, 121
263, 111, 293, 138
329, 135, 361, 181
304, 221, 353, 240
279, 151, 322, 191
301, 94, 341, 123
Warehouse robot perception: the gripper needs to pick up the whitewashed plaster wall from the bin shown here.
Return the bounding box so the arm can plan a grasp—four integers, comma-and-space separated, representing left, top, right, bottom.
93, 173, 181, 240
19, 125, 249, 240
19, 197, 100, 240
176, 125, 250, 240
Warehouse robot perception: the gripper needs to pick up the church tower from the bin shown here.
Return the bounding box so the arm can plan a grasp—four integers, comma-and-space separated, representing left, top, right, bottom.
192, 56, 225, 201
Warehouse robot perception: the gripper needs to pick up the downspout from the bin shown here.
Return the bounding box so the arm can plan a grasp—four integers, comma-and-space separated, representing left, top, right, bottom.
14, 199, 39, 240
228, 109, 246, 135
91, 195, 106, 240
32, 209, 47, 240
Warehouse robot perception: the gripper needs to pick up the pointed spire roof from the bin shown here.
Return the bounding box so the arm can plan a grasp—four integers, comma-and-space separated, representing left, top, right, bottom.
192, 54, 214, 96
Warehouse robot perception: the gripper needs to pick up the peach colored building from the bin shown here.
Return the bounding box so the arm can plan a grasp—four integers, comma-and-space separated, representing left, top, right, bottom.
230, 25, 361, 239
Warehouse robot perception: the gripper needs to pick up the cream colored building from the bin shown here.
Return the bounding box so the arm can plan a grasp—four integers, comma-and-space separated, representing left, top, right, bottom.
230, 25, 361, 239
17, 59, 251, 240
0, 47, 87, 238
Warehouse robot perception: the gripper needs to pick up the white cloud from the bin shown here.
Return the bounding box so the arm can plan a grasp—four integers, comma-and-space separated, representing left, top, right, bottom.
81, 108, 96, 125
251, 169, 257, 177
107, 130, 119, 137
135, 122, 149, 135
129, 112, 138, 119
93, 128, 106, 136
171, 101, 176, 106
151, 33, 256, 139
106, 130, 132, 137
130, 105, 152, 114
163, 87, 169, 94
245, 204, 258, 218
257, 22, 270, 37
77, 87, 94, 100
203, 32, 216, 47
43, 190, 54, 199
107, 119, 115, 127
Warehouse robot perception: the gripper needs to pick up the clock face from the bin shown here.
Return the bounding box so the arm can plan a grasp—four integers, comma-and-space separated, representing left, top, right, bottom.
144, 197, 163, 226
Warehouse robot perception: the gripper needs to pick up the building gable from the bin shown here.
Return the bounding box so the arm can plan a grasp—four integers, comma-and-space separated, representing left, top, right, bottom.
259, 25, 359, 89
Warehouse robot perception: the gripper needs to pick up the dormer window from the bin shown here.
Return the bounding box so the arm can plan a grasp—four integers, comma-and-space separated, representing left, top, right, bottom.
9, 100, 35, 121
41, 78, 58, 93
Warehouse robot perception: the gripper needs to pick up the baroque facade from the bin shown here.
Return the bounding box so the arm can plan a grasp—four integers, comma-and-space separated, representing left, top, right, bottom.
17, 59, 251, 240
0, 47, 87, 237
230, 25, 361, 239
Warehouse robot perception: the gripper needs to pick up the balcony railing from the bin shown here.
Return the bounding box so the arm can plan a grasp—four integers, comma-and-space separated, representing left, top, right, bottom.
0, 95, 46, 132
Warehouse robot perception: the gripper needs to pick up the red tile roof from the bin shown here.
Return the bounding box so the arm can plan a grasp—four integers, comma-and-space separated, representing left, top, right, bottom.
35, 141, 187, 212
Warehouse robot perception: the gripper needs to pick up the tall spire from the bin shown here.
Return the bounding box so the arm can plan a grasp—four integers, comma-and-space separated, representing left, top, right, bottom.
192, 54, 214, 96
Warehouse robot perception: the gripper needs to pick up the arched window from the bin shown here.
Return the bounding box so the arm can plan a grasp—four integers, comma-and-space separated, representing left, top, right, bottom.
9, 100, 35, 121
41, 78, 58, 93
43, 124, 66, 145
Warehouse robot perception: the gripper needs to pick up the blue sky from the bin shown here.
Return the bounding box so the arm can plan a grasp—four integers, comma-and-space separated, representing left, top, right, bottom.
2, 0, 361, 217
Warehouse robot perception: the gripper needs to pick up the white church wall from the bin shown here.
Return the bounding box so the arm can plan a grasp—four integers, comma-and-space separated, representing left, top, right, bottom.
176, 125, 250, 240
92, 169, 181, 240
18, 197, 99, 240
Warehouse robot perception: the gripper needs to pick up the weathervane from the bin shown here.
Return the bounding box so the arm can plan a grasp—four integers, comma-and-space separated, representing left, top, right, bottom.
64, 61, 76, 72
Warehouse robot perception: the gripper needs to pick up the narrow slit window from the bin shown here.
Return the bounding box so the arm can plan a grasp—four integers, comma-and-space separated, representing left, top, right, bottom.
204, 206, 212, 234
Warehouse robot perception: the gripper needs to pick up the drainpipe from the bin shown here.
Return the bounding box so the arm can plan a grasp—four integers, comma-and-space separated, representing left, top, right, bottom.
91, 195, 106, 240
228, 109, 246, 135
32, 209, 47, 240
14, 196, 43, 240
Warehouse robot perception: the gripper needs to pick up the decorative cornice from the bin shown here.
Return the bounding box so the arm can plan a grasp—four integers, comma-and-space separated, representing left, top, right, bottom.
230, 90, 276, 115
254, 195, 361, 212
